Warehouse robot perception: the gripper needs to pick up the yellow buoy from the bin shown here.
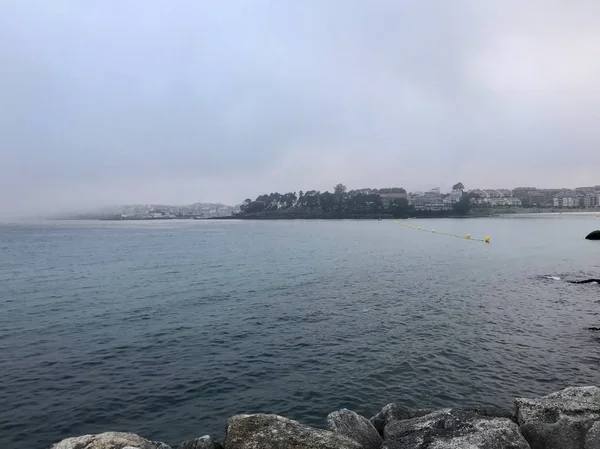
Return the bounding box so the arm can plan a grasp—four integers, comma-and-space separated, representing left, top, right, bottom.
465, 234, 471, 239
417, 226, 421, 230
484, 236, 491, 243
432, 229, 436, 233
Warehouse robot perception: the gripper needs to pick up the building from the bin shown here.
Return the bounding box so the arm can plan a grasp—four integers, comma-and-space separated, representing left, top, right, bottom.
448, 189, 463, 203
408, 188, 449, 210
584, 194, 600, 208
473, 197, 522, 207
512, 187, 537, 206
553, 194, 584, 208
379, 192, 408, 209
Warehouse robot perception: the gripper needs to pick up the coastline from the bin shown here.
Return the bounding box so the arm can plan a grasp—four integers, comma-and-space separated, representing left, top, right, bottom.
55, 207, 600, 222
49, 386, 600, 449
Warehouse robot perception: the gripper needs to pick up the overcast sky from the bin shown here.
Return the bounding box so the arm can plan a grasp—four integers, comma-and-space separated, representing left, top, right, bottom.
1, 1, 599, 216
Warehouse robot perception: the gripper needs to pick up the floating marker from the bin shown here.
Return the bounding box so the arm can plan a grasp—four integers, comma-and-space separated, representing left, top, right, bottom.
395, 220, 491, 244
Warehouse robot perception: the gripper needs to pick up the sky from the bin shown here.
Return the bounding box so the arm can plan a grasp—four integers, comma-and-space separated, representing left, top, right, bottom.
1, 1, 600, 217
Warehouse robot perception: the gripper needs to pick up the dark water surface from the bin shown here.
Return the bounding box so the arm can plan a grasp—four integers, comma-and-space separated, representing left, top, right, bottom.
1, 216, 600, 448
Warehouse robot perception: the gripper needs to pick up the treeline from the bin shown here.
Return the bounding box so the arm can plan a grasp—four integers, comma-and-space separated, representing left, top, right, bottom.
238, 183, 477, 218
239, 184, 455, 218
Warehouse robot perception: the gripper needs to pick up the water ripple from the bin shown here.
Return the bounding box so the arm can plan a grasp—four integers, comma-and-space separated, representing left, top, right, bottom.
1, 218, 600, 448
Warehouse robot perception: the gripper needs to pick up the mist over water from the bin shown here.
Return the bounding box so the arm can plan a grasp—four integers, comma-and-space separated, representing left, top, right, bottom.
1, 216, 600, 448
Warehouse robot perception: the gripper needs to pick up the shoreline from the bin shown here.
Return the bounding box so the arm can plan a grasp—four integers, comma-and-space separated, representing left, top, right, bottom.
53, 208, 600, 222
49, 386, 600, 449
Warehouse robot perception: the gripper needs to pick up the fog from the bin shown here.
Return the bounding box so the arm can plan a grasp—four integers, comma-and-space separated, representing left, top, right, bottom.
1, 1, 599, 218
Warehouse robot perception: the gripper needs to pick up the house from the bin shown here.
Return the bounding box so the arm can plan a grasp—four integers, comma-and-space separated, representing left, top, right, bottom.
379, 192, 408, 209
584, 194, 600, 208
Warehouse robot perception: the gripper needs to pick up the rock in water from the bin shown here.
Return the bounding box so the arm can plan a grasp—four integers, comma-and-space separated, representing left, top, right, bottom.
515, 386, 600, 449
177, 436, 222, 449
327, 408, 383, 449
50, 432, 156, 449
585, 230, 600, 240
383, 408, 530, 449
225, 414, 363, 449
369, 403, 434, 436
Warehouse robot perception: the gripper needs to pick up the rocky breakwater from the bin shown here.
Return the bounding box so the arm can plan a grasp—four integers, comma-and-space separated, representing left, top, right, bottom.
50, 386, 600, 449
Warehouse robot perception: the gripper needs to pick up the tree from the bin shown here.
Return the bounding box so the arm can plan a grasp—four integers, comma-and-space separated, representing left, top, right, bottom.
240, 198, 252, 213
452, 193, 471, 215
378, 187, 406, 194
297, 191, 305, 208
320, 192, 336, 212
282, 192, 297, 209
390, 198, 409, 217
452, 182, 465, 192
334, 183, 347, 196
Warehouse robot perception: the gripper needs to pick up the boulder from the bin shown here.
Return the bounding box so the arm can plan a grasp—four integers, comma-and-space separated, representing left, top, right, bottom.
586, 421, 600, 448
515, 386, 600, 449
50, 432, 158, 449
153, 443, 172, 449
225, 414, 363, 449
585, 230, 600, 240
177, 436, 222, 449
370, 403, 435, 436
327, 408, 383, 449
383, 408, 530, 449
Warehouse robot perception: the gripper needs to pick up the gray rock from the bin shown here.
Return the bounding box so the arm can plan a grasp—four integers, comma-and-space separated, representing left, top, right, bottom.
225, 414, 363, 449
516, 386, 600, 449
585, 230, 600, 240
327, 408, 383, 449
177, 435, 222, 449
153, 442, 172, 449
383, 408, 530, 449
585, 421, 600, 448
370, 403, 435, 436
50, 432, 156, 449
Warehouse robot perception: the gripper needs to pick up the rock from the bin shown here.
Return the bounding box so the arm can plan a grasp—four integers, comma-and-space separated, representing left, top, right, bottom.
370, 403, 435, 436
50, 432, 156, 449
153, 443, 172, 449
383, 408, 530, 449
327, 408, 383, 449
225, 414, 363, 449
586, 421, 600, 448
585, 230, 600, 240
153, 442, 172, 449
570, 279, 600, 285
177, 436, 222, 449
516, 386, 600, 449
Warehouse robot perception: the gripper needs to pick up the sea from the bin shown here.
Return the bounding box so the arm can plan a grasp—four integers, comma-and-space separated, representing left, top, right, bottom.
1, 215, 599, 448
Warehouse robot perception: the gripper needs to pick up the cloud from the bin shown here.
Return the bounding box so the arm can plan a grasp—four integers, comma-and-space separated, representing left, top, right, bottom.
1, 0, 599, 217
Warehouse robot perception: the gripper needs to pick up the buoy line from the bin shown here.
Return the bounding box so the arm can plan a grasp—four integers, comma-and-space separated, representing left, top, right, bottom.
393, 220, 491, 243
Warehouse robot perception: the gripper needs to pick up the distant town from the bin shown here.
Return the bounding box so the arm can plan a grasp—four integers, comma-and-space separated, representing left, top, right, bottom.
66, 203, 240, 220
63, 184, 600, 220
235, 183, 600, 219
407, 185, 600, 211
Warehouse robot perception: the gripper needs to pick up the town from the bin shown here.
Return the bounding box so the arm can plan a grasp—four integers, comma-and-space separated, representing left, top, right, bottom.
238, 183, 600, 218
66, 202, 239, 220
65, 185, 600, 220
409, 185, 600, 211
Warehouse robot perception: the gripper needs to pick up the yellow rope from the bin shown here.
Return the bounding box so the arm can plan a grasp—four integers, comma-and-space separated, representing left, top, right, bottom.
393, 220, 491, 243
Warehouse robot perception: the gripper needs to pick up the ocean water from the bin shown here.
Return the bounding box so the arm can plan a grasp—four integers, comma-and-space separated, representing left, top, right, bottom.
1, 216, 600, 448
